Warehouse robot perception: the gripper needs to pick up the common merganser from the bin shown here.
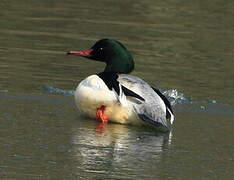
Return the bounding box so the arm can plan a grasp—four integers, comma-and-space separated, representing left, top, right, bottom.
67, 39, 174, 131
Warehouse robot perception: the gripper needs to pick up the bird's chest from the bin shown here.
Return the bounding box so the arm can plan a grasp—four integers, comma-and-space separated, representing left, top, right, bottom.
74, 75, 138, 124
74, 75, 117, 117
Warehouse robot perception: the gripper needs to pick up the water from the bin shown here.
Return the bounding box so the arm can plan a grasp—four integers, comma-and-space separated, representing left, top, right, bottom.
1, 0, 234, 179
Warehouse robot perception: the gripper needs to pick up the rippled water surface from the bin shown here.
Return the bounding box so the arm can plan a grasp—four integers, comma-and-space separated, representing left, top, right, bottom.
1, 0, 234, 179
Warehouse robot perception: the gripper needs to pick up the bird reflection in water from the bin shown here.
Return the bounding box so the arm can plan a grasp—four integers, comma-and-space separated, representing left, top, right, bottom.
71, 120, 173, 177
95, 122, 108, 134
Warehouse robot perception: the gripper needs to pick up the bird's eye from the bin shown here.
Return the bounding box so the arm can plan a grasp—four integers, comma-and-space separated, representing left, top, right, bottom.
97, 48, 103, 55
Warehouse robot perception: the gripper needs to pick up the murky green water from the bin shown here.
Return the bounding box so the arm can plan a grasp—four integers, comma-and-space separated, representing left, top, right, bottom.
1, 0, 234, 179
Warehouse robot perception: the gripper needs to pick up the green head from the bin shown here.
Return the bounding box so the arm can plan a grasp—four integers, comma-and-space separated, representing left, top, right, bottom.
67, 39, 135, 73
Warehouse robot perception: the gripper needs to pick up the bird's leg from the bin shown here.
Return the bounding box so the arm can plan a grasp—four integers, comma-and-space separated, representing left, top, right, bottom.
96, 105, 108, 123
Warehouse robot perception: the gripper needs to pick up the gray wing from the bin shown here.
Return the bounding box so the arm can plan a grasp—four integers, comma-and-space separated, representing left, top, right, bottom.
118, 74, 171, 131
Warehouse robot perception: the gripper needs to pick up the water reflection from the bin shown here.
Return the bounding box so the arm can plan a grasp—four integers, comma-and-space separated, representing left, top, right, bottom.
71, 120, 172, 177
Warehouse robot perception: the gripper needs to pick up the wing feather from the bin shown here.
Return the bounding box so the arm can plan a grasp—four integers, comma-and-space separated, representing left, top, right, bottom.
118, 74, 172, 130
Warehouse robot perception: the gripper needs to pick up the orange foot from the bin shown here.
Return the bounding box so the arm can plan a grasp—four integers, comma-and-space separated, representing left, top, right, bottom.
96, 105, 108, 123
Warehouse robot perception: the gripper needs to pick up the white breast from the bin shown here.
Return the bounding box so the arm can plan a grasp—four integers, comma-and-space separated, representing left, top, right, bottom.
75, 75, 116, 117
74, 75, 139, 124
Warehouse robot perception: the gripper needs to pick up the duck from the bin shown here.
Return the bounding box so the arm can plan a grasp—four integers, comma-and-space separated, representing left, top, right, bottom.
67, 39, 174, 131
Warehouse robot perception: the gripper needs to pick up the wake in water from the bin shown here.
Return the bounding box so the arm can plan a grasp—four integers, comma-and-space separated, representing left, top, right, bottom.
41, 85, 216, 105
40, 86, 74, 96
40, 86, 234, 115
161, 89, 217, 105
0, 90, 8, 93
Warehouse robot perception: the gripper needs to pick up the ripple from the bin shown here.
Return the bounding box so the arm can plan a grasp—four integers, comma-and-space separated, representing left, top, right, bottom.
162, 89, 218, 106
41, 86, 219, 107
0, 89, 8, 93
40, 86, 74, 96
161, 89, 189, 105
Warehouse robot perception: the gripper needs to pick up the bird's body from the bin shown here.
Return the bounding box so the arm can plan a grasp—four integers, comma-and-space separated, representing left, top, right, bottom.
68, 39, 174, 131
